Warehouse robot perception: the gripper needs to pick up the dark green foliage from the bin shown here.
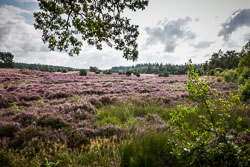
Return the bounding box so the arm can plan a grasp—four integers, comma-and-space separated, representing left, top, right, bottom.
79, 69, 87, 76
224, 69, 239, 83
209, 69, 215, 76
135, 72, 140, 77
208, 50, 240, 70
158, 71, 169, 77
167, 60, 249, 166
62, 69, 67, 73
90, 66, 98, 72
95, 70, 101, 74
0, 52, 14, 68
215, 67, 223, 76
126, 71, 132, 76
14, 62, 75, 72
118, 71, 125, 75
216, 76, 223, 83
34, 0, 149, 60
112, 63, 189, 75
0, 150, 17, 167
238, 78, 250, 101
3, 84, 8, 89
103, 70, 112, 74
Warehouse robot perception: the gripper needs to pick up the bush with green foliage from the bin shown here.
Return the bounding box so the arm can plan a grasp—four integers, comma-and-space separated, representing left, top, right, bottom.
95, 70, 101, 74
0, 52, 14, 68
62, 69, 67, 73
208, 69, 215, 76
158, 71, 169, 77
118, 71, 125, 75
79, 69, 87, 76
126, 71, 132, 76
167, 60, 249, 166
216, 76, 223, 83
103, 70, 112, 75
215, 67, 223, 73
89, 66, 98, 72
223, 69, 238, 83
135, 72, 140, 77
238, 78, 250, 102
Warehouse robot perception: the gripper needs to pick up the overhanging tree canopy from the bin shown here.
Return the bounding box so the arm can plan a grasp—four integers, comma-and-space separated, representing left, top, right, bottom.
34, 0, 149, 61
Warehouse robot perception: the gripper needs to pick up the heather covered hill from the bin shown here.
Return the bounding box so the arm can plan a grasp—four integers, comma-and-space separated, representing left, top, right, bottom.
0, 67, 248, 166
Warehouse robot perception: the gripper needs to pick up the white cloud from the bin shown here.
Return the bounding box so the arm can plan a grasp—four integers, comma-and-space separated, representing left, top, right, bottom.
218, 9, 250, 41
144, 17, 196, 53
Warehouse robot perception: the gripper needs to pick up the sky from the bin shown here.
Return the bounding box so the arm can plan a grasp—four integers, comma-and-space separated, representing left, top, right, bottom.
0, 0, 250, 69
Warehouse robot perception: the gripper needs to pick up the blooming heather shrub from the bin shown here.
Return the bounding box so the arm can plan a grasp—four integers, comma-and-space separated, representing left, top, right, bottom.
0, 94, 9, 108
12, 112, 37, 127
89, 96, 102, 108
66, 129, 90, 147
46, 91, 70, 99
19, 94, 41, 101
37, 114, 69, 129
73, 109, 94, 121
99, 96, 113, 105
11, 126, 46, 148
0, 121, 20, 138
96, 125, 124, 138
80, 102, 97, 114
6, 85, 18, 92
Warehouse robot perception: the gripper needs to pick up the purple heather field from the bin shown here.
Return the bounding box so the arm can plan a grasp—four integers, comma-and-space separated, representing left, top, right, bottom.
0, 68, 238, 148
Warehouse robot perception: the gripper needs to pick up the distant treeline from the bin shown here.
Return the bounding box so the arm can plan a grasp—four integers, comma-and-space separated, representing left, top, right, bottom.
14, 62, 78, 72
111, 41, 249, 76
112, 63, 191, 75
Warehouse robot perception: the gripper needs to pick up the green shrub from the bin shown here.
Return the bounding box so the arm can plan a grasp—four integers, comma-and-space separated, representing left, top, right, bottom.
62, 69, 67, 73
118, 71, 125, 75
135, 72, 140, 77
158, 71, 169, 77
3, 84, 8, 89
224, 69, 238, 83
238, 78, 250, 102
215, 67, 223, 73
79, 69, 87, 76
0, 150, 17, 167
126, 71, 132, 76
216, 76, 223, 83
238, 67, 250, 84
103, 70, 112, 74
120, 132, 180, 167
168, 60, 249, 166
95, 70, 101, 74
208, 69, 215, 76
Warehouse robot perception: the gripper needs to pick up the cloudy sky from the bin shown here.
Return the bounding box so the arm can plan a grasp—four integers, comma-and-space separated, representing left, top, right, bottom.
0, 0, 250, 69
